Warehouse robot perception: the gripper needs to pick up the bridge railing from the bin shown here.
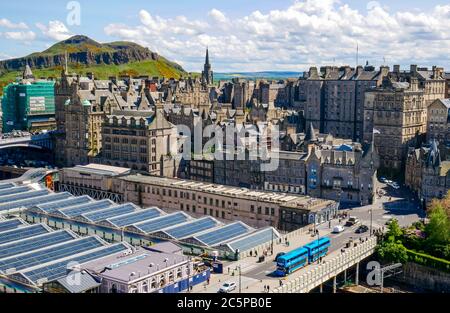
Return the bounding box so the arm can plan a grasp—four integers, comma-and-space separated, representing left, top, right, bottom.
272, 236, 378, 293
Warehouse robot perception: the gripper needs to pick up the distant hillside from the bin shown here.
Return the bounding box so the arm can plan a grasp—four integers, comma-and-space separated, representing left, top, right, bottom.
0, 35, 187, 92
215, 71, 303, 81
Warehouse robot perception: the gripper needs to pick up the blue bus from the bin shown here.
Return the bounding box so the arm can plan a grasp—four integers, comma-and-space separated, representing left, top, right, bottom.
304, 237, 331, 263
275, 237, 331, 277
275, 246, 309, 277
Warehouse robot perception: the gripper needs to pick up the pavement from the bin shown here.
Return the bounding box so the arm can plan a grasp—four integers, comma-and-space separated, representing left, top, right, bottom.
188, 179, 424, 294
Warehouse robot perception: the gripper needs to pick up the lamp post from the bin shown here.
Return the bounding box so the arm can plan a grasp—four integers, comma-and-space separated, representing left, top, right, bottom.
235, 265, 242, 293
316, 230, 320, 263
187, 258, 191, 293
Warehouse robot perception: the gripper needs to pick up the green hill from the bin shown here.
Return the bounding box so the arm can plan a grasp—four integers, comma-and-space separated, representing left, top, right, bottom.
0, 35, 187, 94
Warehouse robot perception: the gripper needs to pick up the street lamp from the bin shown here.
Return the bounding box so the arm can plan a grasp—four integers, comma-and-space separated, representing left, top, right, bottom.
235, 265, 242, 293
316, 230, 320, 263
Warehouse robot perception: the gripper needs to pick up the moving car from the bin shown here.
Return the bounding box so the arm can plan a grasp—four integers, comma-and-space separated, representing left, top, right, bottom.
391, 182, 400, 190
355, 225, 369, 233
380, 177, 387, 183
218, 282, 237, 293
345, 217, 360, 227
332, 225, 345, 233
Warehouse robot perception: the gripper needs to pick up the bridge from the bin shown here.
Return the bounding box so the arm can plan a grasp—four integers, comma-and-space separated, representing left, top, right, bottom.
272, 236, 378, 293
0, 132, 54, 151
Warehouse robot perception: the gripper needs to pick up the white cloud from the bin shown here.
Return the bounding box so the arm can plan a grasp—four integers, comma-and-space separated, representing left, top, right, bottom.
4, 31, 36, 41
208, 9, 228, 25
103, 1, 450, 72
0, 18, 28, 29
36, 20, 72, 41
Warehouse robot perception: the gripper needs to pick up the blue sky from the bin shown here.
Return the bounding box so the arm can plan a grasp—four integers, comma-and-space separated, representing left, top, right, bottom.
1, 0, 450, 72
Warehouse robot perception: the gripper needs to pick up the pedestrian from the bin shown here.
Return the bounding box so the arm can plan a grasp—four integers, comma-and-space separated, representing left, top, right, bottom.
279, 280, 283, 287
250, 250, 253, 257
267, 285, 270, 292
255, 250, 258, 256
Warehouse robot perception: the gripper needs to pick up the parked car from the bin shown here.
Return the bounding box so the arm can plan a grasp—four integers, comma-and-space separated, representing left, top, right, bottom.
391, 182, 400, 190
218, 282, 237, 293
332, 225, 345, 233
345, 216, 360, 227
355, 225, 369, 233
380, 177, 387, 183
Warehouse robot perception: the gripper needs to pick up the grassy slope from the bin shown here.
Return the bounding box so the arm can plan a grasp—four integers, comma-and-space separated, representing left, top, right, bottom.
0, 59, 187, 95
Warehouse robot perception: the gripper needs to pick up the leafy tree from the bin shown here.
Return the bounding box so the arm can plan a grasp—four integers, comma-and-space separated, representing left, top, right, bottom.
425, 203, 450, 246
386, 218, 403, 242
376, 240, 408, 264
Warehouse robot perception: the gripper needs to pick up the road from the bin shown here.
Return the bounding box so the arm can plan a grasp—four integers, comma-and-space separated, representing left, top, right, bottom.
191, 179, 424, 293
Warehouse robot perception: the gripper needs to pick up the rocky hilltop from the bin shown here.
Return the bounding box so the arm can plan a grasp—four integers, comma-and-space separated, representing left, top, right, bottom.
0, 35, 185, 73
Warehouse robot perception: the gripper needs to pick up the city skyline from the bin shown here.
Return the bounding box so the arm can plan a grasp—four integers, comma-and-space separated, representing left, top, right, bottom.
0, 0, 450, 72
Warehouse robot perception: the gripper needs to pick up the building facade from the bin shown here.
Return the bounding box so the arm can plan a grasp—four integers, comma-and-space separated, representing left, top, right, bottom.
427, 98, 450, 145
405, 140, 450, 206
2, 66, 55, 133
99, 110, 179, 177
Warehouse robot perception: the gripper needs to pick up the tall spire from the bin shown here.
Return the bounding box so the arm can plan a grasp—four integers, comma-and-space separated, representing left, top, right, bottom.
205, 47, 210, 65
305, 122, 317, 142
202, 47, 213, 85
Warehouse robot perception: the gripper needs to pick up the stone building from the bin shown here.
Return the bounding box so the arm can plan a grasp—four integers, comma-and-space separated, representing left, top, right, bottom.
364, 74, 431, 175
189, 123, 379, 207
99, 109, 179, 177
265, 124, 379, 207
114, 174, 338, 230
406, 140, 450, 206
427, 98, 450, 145
298, 64, 388, 142
55, 72, 123, 167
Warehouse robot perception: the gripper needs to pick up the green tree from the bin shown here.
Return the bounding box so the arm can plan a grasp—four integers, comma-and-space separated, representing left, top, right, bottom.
425, 204, 450, 246
386, 218, 403, 242
376, 240, 408, 264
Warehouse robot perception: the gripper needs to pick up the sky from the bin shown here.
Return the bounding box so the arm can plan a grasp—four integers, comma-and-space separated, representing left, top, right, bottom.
0, 0, 450, 72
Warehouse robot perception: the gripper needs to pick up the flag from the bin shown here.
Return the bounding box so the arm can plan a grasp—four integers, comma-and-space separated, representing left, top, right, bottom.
373, 128, 381, 135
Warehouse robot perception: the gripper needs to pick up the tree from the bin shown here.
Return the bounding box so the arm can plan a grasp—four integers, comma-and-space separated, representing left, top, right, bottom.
376, 240, 408, 264
386, 218, 403, 242
425, 203, 450, 246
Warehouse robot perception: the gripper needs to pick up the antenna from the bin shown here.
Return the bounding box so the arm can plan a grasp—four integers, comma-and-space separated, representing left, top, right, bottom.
356, 42, 359, 67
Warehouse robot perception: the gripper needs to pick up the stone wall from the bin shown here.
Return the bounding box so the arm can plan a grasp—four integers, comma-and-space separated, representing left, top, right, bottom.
395, 262, 450, 292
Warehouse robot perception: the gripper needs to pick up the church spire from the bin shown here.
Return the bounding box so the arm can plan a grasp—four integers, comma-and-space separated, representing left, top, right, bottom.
205, 47, 210, 65
305, 122, 317, 142
202, 47, 213, 85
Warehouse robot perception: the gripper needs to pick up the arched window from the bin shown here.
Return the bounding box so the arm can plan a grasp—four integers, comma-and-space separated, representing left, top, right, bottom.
159, 274, 166, 287
151, 278, 157, 289
142, 281, 149, 293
